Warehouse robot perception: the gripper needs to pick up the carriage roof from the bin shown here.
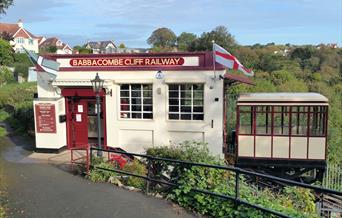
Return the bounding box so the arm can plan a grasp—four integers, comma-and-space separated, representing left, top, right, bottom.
237, 93, 328, 104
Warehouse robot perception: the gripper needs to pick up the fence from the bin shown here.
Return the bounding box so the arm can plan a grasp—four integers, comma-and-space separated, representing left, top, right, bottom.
323, 164, 342, 192
84, 146, 342, 218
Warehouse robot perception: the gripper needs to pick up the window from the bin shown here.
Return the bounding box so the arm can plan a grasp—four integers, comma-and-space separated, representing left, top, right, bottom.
309, 106, 327, 136
291, 106, 308, 136
28, 39, 33, 45
120, 84, 153, 119
256, 106, 272, 135
239, 106, 253, 134
168, 84, 204, 120
16, 37, 24, 44
274, 106, 290, 135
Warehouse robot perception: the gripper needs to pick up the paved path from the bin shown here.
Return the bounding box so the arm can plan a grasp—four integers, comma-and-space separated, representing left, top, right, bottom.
0, 132, 195, 218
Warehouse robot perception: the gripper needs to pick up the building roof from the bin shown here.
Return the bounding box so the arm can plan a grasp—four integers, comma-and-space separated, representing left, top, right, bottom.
85, 40, 116, 49
40, 37, 71, 50
0, 22, 37, 39
237, 93, 328, 102
223, 73, 254, 85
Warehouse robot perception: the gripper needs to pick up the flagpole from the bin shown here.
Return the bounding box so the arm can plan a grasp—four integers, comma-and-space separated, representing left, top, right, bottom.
212, 40, 216, 79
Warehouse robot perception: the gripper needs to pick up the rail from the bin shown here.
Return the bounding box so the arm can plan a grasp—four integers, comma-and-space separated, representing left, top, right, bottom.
88, 146, 342, 218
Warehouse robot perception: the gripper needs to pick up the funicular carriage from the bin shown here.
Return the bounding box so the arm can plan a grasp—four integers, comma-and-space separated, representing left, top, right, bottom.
227, 93, 329, 183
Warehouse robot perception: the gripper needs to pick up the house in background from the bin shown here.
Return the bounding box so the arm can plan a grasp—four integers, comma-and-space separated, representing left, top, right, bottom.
115, 47, 149, 53
84, 40, 116, 54
39, 37, 72, 54
0, 19, 39, 53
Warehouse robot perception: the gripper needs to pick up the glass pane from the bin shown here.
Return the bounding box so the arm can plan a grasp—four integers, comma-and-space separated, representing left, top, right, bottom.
132, 113, 142, 119
193, 106, 203, 112
193, 84, 203, 90
180, 91, 192, 98
193, 91, 203, 99
181, 114, 191, 120
143, 91, 152, 97
120, 104, 129, 111
169, 106, 179, 112
132, 105, 141, 111
181, 99, 192, 106
121, 112, 130, 118
169, 99, 179, 105
181, 106, 191, 112
143, 84, 152, 90
169, 91, 179, 98
143, 98, 152, 104
193, 114, 204, 120
239, 112, 252, 134
143, 113, 153, 119
168, 84, 178, 91
131, 84, 141, 90
120, 91, 129, 97
131, 91, 141, 97
143, 105, 152, 112
256, 111, 271, 135
131, 98, 141, 104
169, 114, 179, 120
239, 106, 252, 112
121, 84, 129, 90
193, 99, 203, 106
273, 112, 289, 135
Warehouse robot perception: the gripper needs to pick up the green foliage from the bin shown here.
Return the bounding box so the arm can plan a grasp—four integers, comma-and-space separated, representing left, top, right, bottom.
122, 160, 147, 189
189, 26, 236, 52
118, 43, 126, 48
73, 45, 93, 54
177, 32, 197, 51
148, 142, 318, 218
88, 161, 118, 182
147, 27, 177, 51
0, 67, 15, 86
0, 0, 13, 14
0, 127, 6, 137
0, 82, 36, 135
0, 39, 14, 66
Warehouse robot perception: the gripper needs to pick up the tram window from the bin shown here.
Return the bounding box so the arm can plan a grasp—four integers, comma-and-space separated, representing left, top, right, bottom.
273, 106, 290, 135
309, 106, 326, 136
256, 106, 271, 135
291, 106, 308, 136
239, 112, 252, 134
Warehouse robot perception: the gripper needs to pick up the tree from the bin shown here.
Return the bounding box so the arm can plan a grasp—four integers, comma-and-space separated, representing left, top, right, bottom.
177, 32, 197, 51
0, 31, 13, 41
73, 45, 92, 54
0, 66, 15, 86
0, 0, 13, 15
0, 39, 14, 66
119, 43, 126, 48
147, 27, 177, 50
189, 26, 236, 52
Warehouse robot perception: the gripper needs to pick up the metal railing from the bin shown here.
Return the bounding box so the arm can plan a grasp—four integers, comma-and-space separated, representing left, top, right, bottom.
88, 146, 342, 218
323, 164, 342, 192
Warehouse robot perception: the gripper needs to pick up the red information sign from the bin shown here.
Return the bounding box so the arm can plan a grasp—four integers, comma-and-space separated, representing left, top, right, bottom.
69, 57, 185, 67
35, 103, 56, 133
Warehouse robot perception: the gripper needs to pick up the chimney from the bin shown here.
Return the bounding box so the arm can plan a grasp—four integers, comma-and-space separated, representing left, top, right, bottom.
17, 19, 23, 28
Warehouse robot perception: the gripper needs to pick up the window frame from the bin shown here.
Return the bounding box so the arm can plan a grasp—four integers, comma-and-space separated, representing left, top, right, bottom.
119, 84, 153, 120
167, 83, 205, 121
237, 105, 328, 137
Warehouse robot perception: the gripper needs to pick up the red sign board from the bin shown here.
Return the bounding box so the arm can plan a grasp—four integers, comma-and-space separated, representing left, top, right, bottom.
69, 57, 185, 67
35, 103, 56, 133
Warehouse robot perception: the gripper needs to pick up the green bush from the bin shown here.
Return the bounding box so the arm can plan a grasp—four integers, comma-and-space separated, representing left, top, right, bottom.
88, 161, 118, 182
122, 159, 147, 189
147, 141, 318, 218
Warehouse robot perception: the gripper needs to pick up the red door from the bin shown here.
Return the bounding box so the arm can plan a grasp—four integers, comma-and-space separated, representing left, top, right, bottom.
67, 99, 88, 148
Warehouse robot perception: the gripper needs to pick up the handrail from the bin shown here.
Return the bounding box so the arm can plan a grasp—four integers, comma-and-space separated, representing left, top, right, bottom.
89, 146, 342, 218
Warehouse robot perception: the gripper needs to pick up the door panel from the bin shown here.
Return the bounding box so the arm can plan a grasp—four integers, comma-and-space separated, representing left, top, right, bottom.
68, 99, 88, 147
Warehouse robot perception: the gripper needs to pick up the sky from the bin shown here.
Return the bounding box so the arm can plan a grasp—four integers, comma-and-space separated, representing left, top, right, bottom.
0, 0, 341, 48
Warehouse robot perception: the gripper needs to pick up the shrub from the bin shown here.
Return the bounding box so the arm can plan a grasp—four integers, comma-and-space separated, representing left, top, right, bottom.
88, 161, 118, 183
122, 159, 147, 189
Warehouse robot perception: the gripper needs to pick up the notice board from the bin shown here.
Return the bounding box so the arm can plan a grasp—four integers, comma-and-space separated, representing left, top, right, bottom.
35, 103, 56, 133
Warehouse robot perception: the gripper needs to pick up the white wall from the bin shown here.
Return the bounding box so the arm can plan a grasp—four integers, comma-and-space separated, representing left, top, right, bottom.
39, 70, 225, 157
12, 37, 39, 53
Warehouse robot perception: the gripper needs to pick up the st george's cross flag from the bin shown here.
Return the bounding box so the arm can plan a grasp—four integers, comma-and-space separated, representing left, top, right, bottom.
213, 43, 254, 76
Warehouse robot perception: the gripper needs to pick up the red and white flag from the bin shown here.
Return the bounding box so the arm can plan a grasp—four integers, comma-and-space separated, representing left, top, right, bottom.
213, 43, 254, 76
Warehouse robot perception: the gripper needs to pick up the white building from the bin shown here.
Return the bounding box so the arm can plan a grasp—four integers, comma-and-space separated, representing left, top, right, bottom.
84, 41, 117, 54
0, 19, 39, 53
31, 52, 252, 157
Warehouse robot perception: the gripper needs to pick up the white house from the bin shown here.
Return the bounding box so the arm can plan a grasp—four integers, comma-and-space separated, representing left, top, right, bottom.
84, 41, 117, 54
0, 19, 39, 53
